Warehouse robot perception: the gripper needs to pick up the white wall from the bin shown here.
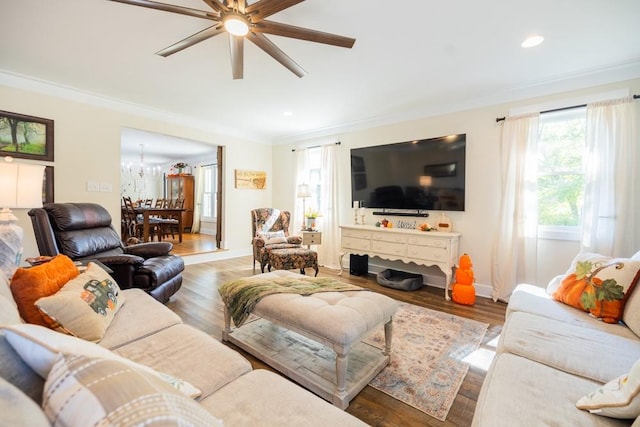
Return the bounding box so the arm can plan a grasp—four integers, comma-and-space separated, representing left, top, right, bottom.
3, 76, 639, 285
273, 78, 640, 292
0, 83, 272, 262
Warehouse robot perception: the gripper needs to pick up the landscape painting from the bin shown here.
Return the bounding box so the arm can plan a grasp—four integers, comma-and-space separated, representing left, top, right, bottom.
0, 110, 54, 161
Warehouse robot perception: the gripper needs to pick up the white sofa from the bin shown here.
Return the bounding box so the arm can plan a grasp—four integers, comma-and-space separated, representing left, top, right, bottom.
473, 251, 640, 426
0, 267, 367, 426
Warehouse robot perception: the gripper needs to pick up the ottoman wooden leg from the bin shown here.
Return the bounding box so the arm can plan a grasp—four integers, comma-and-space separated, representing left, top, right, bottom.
383, 318, 393, 356
222, 306, 232, 341
335, 352, 347, 396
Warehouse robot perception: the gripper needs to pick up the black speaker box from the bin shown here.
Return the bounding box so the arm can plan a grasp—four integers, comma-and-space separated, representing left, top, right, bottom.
349, 254, 369, 276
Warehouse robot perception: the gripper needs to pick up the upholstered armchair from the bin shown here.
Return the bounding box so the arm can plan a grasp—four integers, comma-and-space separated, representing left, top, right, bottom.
29, 203, 184, 303
251, 208, 303, 272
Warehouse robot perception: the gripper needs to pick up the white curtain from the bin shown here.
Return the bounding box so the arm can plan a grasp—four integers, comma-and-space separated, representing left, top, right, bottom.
318, 144, 341, 269
582, 97, 638, 256
294, 151, 310, 232
491, 113, 540, 302
191, 165, 205, 234
293, 144, 341, 269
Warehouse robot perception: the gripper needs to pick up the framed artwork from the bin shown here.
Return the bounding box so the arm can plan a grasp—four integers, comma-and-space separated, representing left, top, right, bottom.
0, 110, 54, 161
43, 166, 54, 203
235, 169, 266, 189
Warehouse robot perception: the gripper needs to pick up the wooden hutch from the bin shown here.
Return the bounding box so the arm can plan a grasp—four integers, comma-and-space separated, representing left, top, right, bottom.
166, 174, 194, 231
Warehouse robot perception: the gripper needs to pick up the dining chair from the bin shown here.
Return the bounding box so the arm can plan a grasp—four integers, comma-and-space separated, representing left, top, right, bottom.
122, 196, 162, 241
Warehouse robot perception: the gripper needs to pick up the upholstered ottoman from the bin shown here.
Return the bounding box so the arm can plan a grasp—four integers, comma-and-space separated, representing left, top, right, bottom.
268, 247, 319, 276
221, 270, 398, 409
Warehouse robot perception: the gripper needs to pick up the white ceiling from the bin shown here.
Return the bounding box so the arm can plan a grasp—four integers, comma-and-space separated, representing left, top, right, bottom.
2, 0, 640, 156
119, 127, 216, 165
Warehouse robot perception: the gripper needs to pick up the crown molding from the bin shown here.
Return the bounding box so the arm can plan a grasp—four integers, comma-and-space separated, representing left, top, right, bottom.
274, 60, 640, 145
0, 70, 270, 145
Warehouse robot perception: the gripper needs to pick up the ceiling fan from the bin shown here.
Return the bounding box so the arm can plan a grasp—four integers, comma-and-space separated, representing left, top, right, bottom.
109, 0, 356, 79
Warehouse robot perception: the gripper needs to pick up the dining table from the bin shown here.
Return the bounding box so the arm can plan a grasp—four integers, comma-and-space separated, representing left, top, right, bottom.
133, 207, 185, 243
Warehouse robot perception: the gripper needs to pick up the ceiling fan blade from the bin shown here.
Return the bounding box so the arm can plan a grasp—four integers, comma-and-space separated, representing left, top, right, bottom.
245, 0, 304, 20
108, 0, 220, 21
229, 35, 244, 79
156, 24, 225, 57
200, 0, 227, 14
254, 20, 355, 48
236, 0, 246, 13
246, 32, 306, 78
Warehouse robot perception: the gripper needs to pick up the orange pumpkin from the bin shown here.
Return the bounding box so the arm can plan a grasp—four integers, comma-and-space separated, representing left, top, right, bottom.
452, 283, 476, 305
453, 253, 476, 305
552, 273, 589, 311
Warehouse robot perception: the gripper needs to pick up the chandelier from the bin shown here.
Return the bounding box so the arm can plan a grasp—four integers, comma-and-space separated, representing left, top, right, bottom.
138, 144, 145, 178
121, 144, 161, 179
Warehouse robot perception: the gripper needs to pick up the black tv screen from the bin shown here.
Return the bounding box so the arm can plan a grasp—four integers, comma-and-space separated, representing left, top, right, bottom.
351, 134, 466, 212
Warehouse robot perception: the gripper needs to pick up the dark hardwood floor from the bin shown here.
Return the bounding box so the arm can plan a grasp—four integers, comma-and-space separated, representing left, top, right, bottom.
166, 255, 507, 427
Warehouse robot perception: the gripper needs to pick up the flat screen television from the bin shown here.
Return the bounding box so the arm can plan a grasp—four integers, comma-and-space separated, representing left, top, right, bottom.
351, 134, 466, 213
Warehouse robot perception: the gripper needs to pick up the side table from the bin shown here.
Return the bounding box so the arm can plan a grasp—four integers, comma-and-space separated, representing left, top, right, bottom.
301, 231, 322, 249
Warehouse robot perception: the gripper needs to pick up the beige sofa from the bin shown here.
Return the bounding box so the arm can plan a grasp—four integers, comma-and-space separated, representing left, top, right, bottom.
473, 251, 640, 426
0, 268, 367, 426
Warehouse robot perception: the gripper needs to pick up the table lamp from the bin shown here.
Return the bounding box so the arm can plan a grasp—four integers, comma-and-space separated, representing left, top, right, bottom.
296, 184, 311, 230
0, 157, 45, 278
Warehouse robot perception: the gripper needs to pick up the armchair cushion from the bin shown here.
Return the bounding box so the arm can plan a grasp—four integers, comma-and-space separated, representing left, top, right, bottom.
287, 235, 303, 245
91, 254, 144, 267
124, 242, 173, 258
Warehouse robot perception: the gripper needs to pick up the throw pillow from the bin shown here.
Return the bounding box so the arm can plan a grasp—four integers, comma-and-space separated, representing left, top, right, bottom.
10, 254, 79, 326
576, 358, 640, 418
1, 323, 201, 398
258, 230, 287, 245
552, 252, 640, 323
43, 354, 222, 427
35, 262, 124, 342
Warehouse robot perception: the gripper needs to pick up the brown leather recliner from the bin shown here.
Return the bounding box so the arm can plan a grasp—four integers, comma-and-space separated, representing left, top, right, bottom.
29, 203, 183, 303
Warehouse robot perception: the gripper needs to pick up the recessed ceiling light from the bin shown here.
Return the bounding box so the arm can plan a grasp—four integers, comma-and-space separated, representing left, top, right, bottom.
521, 35, 544, 48
283, 111, 293, 117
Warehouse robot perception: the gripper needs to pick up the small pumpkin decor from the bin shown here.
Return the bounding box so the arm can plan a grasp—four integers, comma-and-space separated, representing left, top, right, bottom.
553, 253, 640, 324
452, 253, 476, 305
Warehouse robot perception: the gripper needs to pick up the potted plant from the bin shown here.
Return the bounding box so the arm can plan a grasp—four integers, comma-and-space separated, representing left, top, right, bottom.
172, 162, 189, 174
305, 209, 319, 230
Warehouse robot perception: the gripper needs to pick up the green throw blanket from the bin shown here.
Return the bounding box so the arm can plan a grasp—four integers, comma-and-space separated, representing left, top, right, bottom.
219, 277, 365, 327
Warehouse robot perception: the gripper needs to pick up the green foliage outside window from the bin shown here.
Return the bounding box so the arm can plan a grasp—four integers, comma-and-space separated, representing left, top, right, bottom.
537, 112, 586, 227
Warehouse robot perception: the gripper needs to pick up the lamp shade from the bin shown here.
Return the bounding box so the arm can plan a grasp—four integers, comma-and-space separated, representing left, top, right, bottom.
296, 184, 311, 198
0, 159, 45, 209
419, 176, 433, 187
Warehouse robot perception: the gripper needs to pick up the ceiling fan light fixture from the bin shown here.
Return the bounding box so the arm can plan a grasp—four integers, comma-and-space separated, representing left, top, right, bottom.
224, 13, 249, 36
521, 35, 544, 48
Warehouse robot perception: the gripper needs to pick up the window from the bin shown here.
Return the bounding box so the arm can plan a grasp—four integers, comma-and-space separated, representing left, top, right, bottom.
201, 164, 217, 219
537, 108, 586, 239
303, 147, 323, 213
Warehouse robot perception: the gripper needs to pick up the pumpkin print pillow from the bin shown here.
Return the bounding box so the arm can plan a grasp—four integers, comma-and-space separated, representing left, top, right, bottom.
552, 252, 640, 324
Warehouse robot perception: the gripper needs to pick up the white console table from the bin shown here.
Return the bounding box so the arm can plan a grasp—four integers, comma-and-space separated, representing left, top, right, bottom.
339, 225, 460, 300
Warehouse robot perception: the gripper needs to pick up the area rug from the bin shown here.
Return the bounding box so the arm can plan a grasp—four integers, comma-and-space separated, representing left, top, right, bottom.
363, 302, 489, 421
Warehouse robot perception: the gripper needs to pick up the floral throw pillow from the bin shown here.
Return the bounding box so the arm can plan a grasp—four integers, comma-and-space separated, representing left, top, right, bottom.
552, 252, 640, 323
